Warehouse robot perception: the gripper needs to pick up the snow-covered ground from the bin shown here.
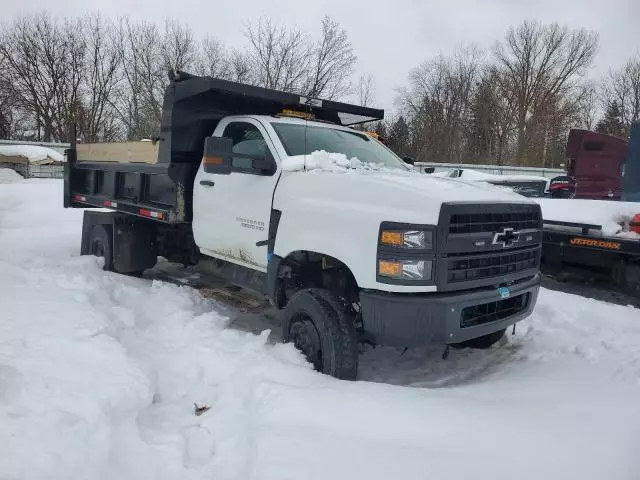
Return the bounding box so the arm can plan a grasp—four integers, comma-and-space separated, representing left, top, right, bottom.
2, 179, 640, 480
0, 167, 24, 184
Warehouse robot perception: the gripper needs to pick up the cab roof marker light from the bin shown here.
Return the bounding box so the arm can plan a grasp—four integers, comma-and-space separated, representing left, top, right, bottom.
299, 96, 322, 108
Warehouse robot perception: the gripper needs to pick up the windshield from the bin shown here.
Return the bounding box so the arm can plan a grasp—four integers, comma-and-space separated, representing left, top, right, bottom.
271, 122, 408, 170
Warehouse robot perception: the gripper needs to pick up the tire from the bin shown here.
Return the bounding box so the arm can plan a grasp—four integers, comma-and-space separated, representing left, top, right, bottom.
283, 289, 359, 380
89, 224, 114, 271
451, 328, 506, 350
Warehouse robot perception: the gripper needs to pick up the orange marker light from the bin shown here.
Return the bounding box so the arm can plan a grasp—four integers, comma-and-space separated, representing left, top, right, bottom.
378, 260, 402, 277
381, 231, 403, 246
203, 155, 224, 166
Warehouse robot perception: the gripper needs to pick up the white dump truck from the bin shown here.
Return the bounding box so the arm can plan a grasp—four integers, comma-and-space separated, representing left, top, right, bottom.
64, 71, 542, 379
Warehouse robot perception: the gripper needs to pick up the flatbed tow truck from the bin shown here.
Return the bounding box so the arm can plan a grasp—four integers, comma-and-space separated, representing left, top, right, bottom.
541, 217, 640, 296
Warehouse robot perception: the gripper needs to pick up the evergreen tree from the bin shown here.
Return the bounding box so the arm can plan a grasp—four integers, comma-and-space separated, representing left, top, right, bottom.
386, 116, 410, 157
596, 101, 627, 138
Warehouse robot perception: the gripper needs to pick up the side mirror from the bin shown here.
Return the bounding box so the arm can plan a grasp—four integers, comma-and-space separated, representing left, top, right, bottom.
252, 156, 275, 175
203, 136, 232, 174
402, 156, 415, 165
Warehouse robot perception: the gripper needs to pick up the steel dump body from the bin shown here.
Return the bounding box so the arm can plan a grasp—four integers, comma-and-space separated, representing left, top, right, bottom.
64, 72, 384, 223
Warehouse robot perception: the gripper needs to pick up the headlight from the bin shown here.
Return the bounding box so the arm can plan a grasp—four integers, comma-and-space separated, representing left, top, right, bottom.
378, 259, 433, 281
380, 226, 434, 250
377, 222, 436, 284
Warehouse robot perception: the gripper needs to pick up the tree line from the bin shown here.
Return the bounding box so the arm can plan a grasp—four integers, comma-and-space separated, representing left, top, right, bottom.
380, 22, 639, 168
0, 14, 638, 168
0, 14, 358, 143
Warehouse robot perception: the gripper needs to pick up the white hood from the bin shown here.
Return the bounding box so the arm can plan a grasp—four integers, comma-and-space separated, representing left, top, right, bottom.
272, 167, 535, 292
275, 167, 532, 224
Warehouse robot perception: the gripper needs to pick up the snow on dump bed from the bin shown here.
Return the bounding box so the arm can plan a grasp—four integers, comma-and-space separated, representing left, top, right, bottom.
0, 167, 24, 184
2, 180, 640, 480
536, 198, 640, 237
0, 144, 64, 163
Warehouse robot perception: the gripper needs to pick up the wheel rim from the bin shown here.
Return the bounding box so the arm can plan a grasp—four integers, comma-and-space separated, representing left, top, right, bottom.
289, 314, 323, 371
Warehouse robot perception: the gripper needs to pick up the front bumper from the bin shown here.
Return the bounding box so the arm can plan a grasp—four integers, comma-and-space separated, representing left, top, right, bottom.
360, 274, 540, 347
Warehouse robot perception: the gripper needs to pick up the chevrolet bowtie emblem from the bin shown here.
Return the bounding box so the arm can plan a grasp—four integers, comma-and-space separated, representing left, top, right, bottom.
492, 228, 520, 247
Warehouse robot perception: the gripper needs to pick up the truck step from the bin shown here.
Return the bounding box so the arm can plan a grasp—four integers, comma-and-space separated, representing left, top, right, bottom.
198, 286, 268, 313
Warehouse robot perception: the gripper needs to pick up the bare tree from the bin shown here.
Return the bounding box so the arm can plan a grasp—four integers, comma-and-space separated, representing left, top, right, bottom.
79, 15, 122, 142
227, 49, 254, 83
161, 20, 198, 74
114, 20, 157, 139
356, 74, 376, 107
197, 37, 231, 79
601, 54, 640, 134
400, 46, 482, 163
305, 16, 356, 99
574, 82, 598, 131
0, 56, 18, 138
115, 19, 190, 139
245, 18, 311, 92
467, 67, 512, 164
195, 38, 254, 84
0, 14, 86, 141
494, 21, 598, 164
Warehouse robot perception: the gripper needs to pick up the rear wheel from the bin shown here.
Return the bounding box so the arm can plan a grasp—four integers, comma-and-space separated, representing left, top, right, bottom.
283, 289, 359, 380
451, 328, 506, 350
89, 224, 113, 271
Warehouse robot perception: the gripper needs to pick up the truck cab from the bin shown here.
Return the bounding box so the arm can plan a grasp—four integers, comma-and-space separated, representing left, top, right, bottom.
65, 72, 542, 380
566, 129, 629, 200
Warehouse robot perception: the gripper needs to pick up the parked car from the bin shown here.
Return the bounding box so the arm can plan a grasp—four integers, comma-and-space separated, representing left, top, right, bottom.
433, 168, 550, 198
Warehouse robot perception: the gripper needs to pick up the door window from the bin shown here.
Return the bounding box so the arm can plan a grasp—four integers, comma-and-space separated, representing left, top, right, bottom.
222, 122, 272, 171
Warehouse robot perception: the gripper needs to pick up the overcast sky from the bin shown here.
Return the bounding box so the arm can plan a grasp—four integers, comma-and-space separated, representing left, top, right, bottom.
5, 0, 639, 113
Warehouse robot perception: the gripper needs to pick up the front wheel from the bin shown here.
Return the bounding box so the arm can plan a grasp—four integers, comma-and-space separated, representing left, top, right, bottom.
283, 289, 359, 380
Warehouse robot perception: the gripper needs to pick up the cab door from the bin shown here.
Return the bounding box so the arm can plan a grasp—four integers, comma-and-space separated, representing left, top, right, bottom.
193, 119, 280, 271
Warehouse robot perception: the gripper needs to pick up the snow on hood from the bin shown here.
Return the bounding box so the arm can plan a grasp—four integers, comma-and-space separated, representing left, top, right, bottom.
280, 151, 529, 200
277, 152, 534, 226
281, 150, 394, 173
0, 145, 64, 163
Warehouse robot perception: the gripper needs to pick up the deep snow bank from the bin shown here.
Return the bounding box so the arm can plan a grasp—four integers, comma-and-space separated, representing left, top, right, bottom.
1, 180, 640, 480
0, 167, 24, 184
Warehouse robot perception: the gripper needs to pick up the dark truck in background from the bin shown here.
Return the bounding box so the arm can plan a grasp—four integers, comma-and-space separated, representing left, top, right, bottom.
549, 129, 629, 199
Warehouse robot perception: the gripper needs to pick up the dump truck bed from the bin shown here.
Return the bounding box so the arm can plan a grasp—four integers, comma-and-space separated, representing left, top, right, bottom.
64, 71, 384, 224
65, 159, 190, 223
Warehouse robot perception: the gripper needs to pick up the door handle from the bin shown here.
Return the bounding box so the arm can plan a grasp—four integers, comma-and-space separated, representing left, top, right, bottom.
200, 180, 215, 187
